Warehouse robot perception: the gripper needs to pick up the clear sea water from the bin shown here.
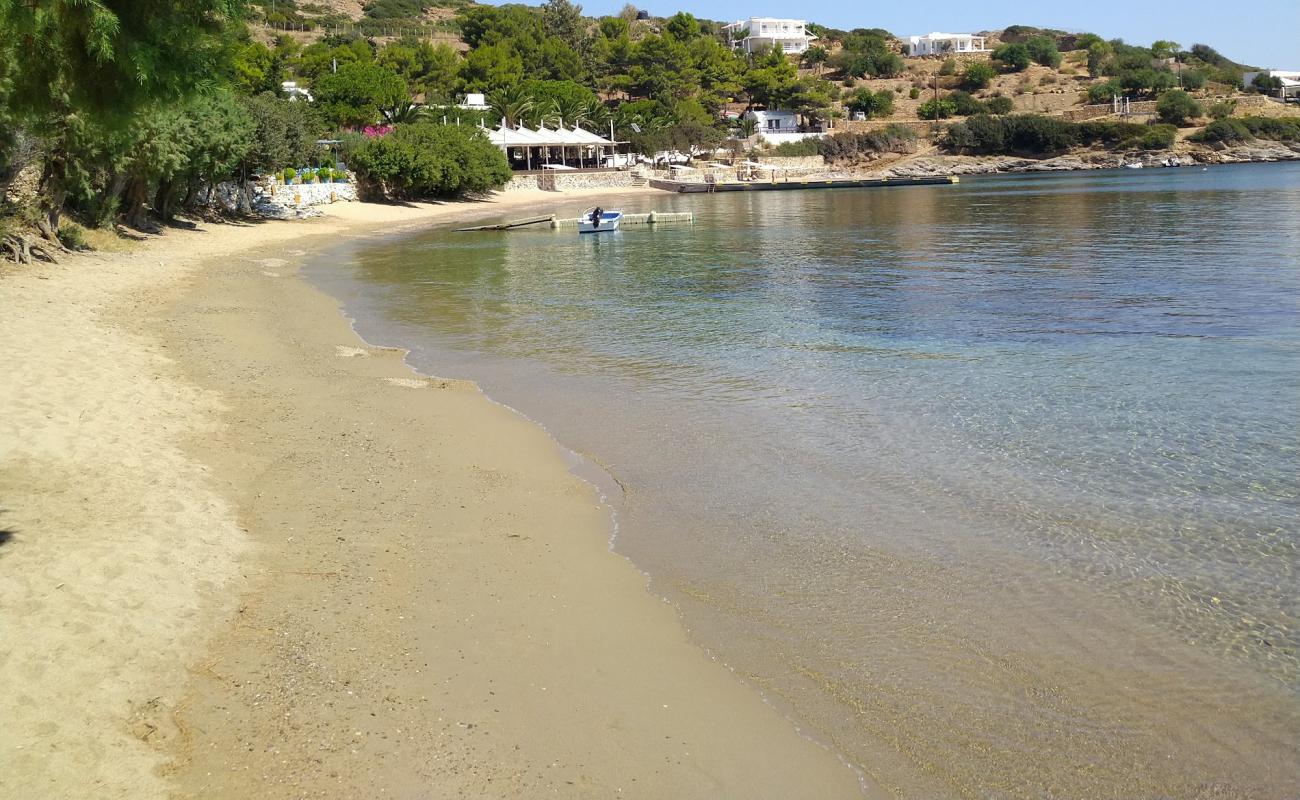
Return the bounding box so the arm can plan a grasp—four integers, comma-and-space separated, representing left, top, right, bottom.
314, 163, 1300, 798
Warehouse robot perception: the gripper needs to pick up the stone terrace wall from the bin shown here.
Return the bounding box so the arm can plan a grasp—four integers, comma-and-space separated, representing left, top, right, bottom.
1061, 100, 1158, 122
504, 170, 637, 192
754, 155, 826, 169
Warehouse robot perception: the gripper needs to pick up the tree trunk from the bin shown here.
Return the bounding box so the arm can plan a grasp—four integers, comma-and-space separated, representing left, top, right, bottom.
121, 175, 153, 230
154, 179, 174, 222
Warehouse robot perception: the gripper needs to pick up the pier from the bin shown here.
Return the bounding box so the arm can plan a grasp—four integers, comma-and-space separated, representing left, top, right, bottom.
648, 175, 959, 193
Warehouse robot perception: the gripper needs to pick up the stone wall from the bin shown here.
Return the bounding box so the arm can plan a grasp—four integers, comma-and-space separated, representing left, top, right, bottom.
255, 179, 358, 217
753, 155, 826, 169
503, 170, 637, 192
1061, 100, 1158, 122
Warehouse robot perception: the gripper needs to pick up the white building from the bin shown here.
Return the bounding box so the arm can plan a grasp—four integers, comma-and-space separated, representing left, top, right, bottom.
460, 92, 490, 110
281, 81, 312, 102
1242, 70, 1300, 99
745, 109, 799, 133
904, 32, 989, 57
723, 17, 816, 55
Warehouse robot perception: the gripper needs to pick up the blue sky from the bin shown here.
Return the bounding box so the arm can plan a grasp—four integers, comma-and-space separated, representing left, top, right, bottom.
554, 0, 1300, 69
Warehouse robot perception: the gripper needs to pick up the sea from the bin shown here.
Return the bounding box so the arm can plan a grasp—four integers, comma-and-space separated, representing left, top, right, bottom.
312, 162, 1300, 798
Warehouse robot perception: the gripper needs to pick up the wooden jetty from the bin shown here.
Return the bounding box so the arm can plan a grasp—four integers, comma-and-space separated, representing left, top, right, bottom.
648, 175, 959, 193
458, 210, 693, 232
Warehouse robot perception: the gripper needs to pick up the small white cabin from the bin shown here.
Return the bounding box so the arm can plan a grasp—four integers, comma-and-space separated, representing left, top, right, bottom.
904, 32, 989, 57
1242, 70, 1300, 99
745, 109, 798, 133
460, 93, 490, 110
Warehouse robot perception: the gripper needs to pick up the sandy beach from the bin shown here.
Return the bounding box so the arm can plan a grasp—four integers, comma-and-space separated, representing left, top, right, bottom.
0, 187, 862, 798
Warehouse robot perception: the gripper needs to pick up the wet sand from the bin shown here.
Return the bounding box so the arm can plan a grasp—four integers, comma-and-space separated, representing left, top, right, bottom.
0, 190, 861, 798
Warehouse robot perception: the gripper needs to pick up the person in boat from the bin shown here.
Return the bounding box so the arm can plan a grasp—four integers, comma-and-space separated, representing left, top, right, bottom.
591, 206, 604, 228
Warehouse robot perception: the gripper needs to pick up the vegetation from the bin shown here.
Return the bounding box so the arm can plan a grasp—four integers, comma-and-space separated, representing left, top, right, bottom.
945, 114, 1181, 155
961, 63, 997, 91
347, 123, 511, 199
1155, 90, 1202, 126
1189, 116, 1300, 144
993, 43, 1032, 72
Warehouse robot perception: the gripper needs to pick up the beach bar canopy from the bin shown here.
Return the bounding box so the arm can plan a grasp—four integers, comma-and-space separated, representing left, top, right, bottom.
484, 122, 628, 170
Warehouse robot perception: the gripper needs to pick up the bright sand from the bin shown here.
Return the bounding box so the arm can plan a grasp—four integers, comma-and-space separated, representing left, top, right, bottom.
0, 188, 862, 798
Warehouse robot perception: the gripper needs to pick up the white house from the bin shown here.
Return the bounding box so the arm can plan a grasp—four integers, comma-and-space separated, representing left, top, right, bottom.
460, 92, 489, 110
745, 109, 798, 133
281, 81, 312, 102
723, 17, 816, 55
1242, 70, 1300, 99
904, 32, 989, 57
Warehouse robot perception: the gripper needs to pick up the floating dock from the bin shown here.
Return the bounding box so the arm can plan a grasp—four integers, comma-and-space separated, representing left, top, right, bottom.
458, 211, 693, 232
648, 175, 959, 193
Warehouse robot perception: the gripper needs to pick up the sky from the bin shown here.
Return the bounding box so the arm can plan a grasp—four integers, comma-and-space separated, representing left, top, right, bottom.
553, 0, 1300, 69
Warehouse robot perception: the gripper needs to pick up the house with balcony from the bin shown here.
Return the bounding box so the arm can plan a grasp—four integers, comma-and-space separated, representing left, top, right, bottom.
723, 17, 816, 55
904, 32, 989, 57
1242, 70, 1300, 100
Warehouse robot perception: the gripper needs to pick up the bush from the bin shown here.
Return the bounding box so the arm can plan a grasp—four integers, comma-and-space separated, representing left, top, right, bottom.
1024, 36, 1062, 68
961, 62, 997, 91
1003, 114, 1078, 152
768, 139, 821, 157
993, 43, 1031, 72
939, 58, 957, 76
331, 168, 349, 182
348, 123, 512, 199
1139, 124, 1177, 150
1241, 116, 1300, 141
908, 87, 920, 100
1189, 118, 1251, 143
818, 125, 918, 162
57, 225, 89, 251
1181, 70, 1206, 90
985, 96, 1014, 114
944, 114, 1005, 153
947, 91, 985, 116
1087, 81, 1120, 104
917, 98, 957, 119
316, 167, 332, 183
282, 167, 296, 183
1156, 89, 1202, 126
847, 88, 894, 119
1208, 101, 1236, 120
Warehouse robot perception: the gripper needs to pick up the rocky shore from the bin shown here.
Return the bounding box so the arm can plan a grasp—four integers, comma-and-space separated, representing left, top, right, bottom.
877, 141, 1300, 177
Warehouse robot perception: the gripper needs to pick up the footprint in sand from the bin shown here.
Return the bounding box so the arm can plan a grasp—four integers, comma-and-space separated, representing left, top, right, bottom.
262, 271, 281, 277
335, 345, 369, 358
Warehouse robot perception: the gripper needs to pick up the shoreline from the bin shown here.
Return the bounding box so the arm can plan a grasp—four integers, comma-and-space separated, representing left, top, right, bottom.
0, 186, 862, 798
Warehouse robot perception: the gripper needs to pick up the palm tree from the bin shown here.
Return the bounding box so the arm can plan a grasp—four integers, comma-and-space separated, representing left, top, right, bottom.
580, 98, 613, 133
383, 99, 423, 124
488, 85, 535, 127
734, 115, 758, 138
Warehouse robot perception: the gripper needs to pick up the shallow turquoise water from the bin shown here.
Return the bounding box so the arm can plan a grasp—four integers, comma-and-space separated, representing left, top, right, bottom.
317, 163, 1299, 797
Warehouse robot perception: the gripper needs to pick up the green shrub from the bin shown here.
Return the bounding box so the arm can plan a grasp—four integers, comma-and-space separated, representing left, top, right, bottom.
1241, 116, 1300, 141
985, 96, 1014, 114
945, 91, 985, 116
316, 167, 332, 182
939, 58, 957, 76
846, 88, 894, 119
57, 225, 89, 251
1087, 82, 1119, 104
348, 122, 512, 199
1138, 124, 1177, 150
908, 87, 920, 99
944, 114, 1006, 153
1156, 89, 1202, 126
1181, 70, 1206, 90
961, 62, 997, 91
917, 98, 956, 119
1188, 118, 1252, 143
768, 139, 821, 157
818, 125, 918, 161
331, 168, 349, 182
1003, 114, 1078, 152
1208, 101, 1236, 120
993, 43, 1031, 72
1024, 36, 1062, 68
282, 167, 296, 183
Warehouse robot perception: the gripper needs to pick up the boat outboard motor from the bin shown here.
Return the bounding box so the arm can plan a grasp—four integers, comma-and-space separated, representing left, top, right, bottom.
592, 207, 603, 228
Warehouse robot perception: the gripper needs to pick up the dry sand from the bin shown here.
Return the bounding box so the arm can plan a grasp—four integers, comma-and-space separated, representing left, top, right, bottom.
0, 189, 863, 798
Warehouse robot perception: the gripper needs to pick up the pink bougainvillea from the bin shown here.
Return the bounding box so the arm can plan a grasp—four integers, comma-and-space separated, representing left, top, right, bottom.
362, 125, 394, 138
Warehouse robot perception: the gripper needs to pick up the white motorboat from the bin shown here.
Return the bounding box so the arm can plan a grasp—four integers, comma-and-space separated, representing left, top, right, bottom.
1122, 161, 1144, 169
579, 207, 622, 233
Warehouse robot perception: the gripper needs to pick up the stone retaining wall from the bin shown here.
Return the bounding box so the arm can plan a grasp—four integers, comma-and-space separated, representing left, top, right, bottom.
504, 170, 637, 192
754, 155, 826, 169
